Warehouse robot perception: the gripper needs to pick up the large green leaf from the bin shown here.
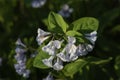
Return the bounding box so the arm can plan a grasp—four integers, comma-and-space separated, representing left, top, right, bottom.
62, 57, 112, 78
33, 46, 50, 69
71, 17, 99, 33
48, 12, 68, 33
63, 59, 88, 77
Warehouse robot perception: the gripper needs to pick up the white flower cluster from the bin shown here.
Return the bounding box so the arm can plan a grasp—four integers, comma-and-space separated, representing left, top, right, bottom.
0, 57, 2, 66
31, 0, 47, 8
58, 4, 73, 18
36, 28, 97, 71
14, 39, 30, 78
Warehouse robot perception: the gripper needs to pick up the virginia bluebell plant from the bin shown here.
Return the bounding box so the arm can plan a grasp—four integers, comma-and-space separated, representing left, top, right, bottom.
36, 28, 97, 71
14, 39, 30, 78
14, 12, 99, 79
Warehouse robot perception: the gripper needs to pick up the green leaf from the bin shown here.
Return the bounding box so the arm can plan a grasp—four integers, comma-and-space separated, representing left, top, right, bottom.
33, 46, 50, 69
71, 17, 99, 33
63, 59, 88, 77
48, 11, 68, 33
66, 30, 82, 37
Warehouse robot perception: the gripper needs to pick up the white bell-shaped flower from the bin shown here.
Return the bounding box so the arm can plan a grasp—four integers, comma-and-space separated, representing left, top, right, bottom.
42, 56, 54, 67
68, 36, 76, 44
53, 40, 63, 49
42, 41, 55, 55
85, 31, 97, 45
42, 40, 63, 55
16, 38, 26, 48
57, 48, 69, 62
76, 44, 88, 56
57, 36, 77, 62
36, 28, 50, 45
53, 58, 63, 71
85, 43, 94, 52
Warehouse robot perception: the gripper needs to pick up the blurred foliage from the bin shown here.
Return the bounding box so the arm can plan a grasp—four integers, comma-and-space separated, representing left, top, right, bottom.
0, 0, 120, 80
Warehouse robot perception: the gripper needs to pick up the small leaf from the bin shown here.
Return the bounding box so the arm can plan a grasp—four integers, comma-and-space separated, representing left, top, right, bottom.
66, 30, 82, 37
48, 12, 68, 33
33, 46, 50, 69
71, 17, 99, 33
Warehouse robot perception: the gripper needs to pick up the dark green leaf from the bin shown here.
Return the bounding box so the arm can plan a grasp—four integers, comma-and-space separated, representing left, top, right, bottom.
72, 17, 99, 33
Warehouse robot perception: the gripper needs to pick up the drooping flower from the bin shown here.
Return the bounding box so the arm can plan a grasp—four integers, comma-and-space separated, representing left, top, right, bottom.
76, 44, 88, 56
85, 43, 94, 52
53, 57, 63, 70
16, 38, 26, 48
31, 0, 47, 8
85, 31, 97, 45
58, 4, 73, 18
57, 36, 78, 62
42, 40, 63, 55
42, 56, 54, 67
36, 28, 51, 45
43, 72, 54, 80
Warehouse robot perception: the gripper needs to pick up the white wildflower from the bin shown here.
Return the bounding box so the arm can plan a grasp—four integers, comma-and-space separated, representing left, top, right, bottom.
42, 56, 54, 67
42, 40, 63, 55
76, 44, 88, 56
57, 36, 78, 62
85, 31, 97, 45
53, 58, 63, 71
85, 43, 94, 52
36, 28, 50, 45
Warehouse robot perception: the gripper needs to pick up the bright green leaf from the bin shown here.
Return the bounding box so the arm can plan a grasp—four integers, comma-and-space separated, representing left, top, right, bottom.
48, 11, 68, 33
66, 30, 82, 37
72, 17, 99, 33
33, 46, 50, 69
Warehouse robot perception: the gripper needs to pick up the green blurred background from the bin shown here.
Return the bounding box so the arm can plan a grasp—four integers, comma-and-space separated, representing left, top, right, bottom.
0, 0, 120, 80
